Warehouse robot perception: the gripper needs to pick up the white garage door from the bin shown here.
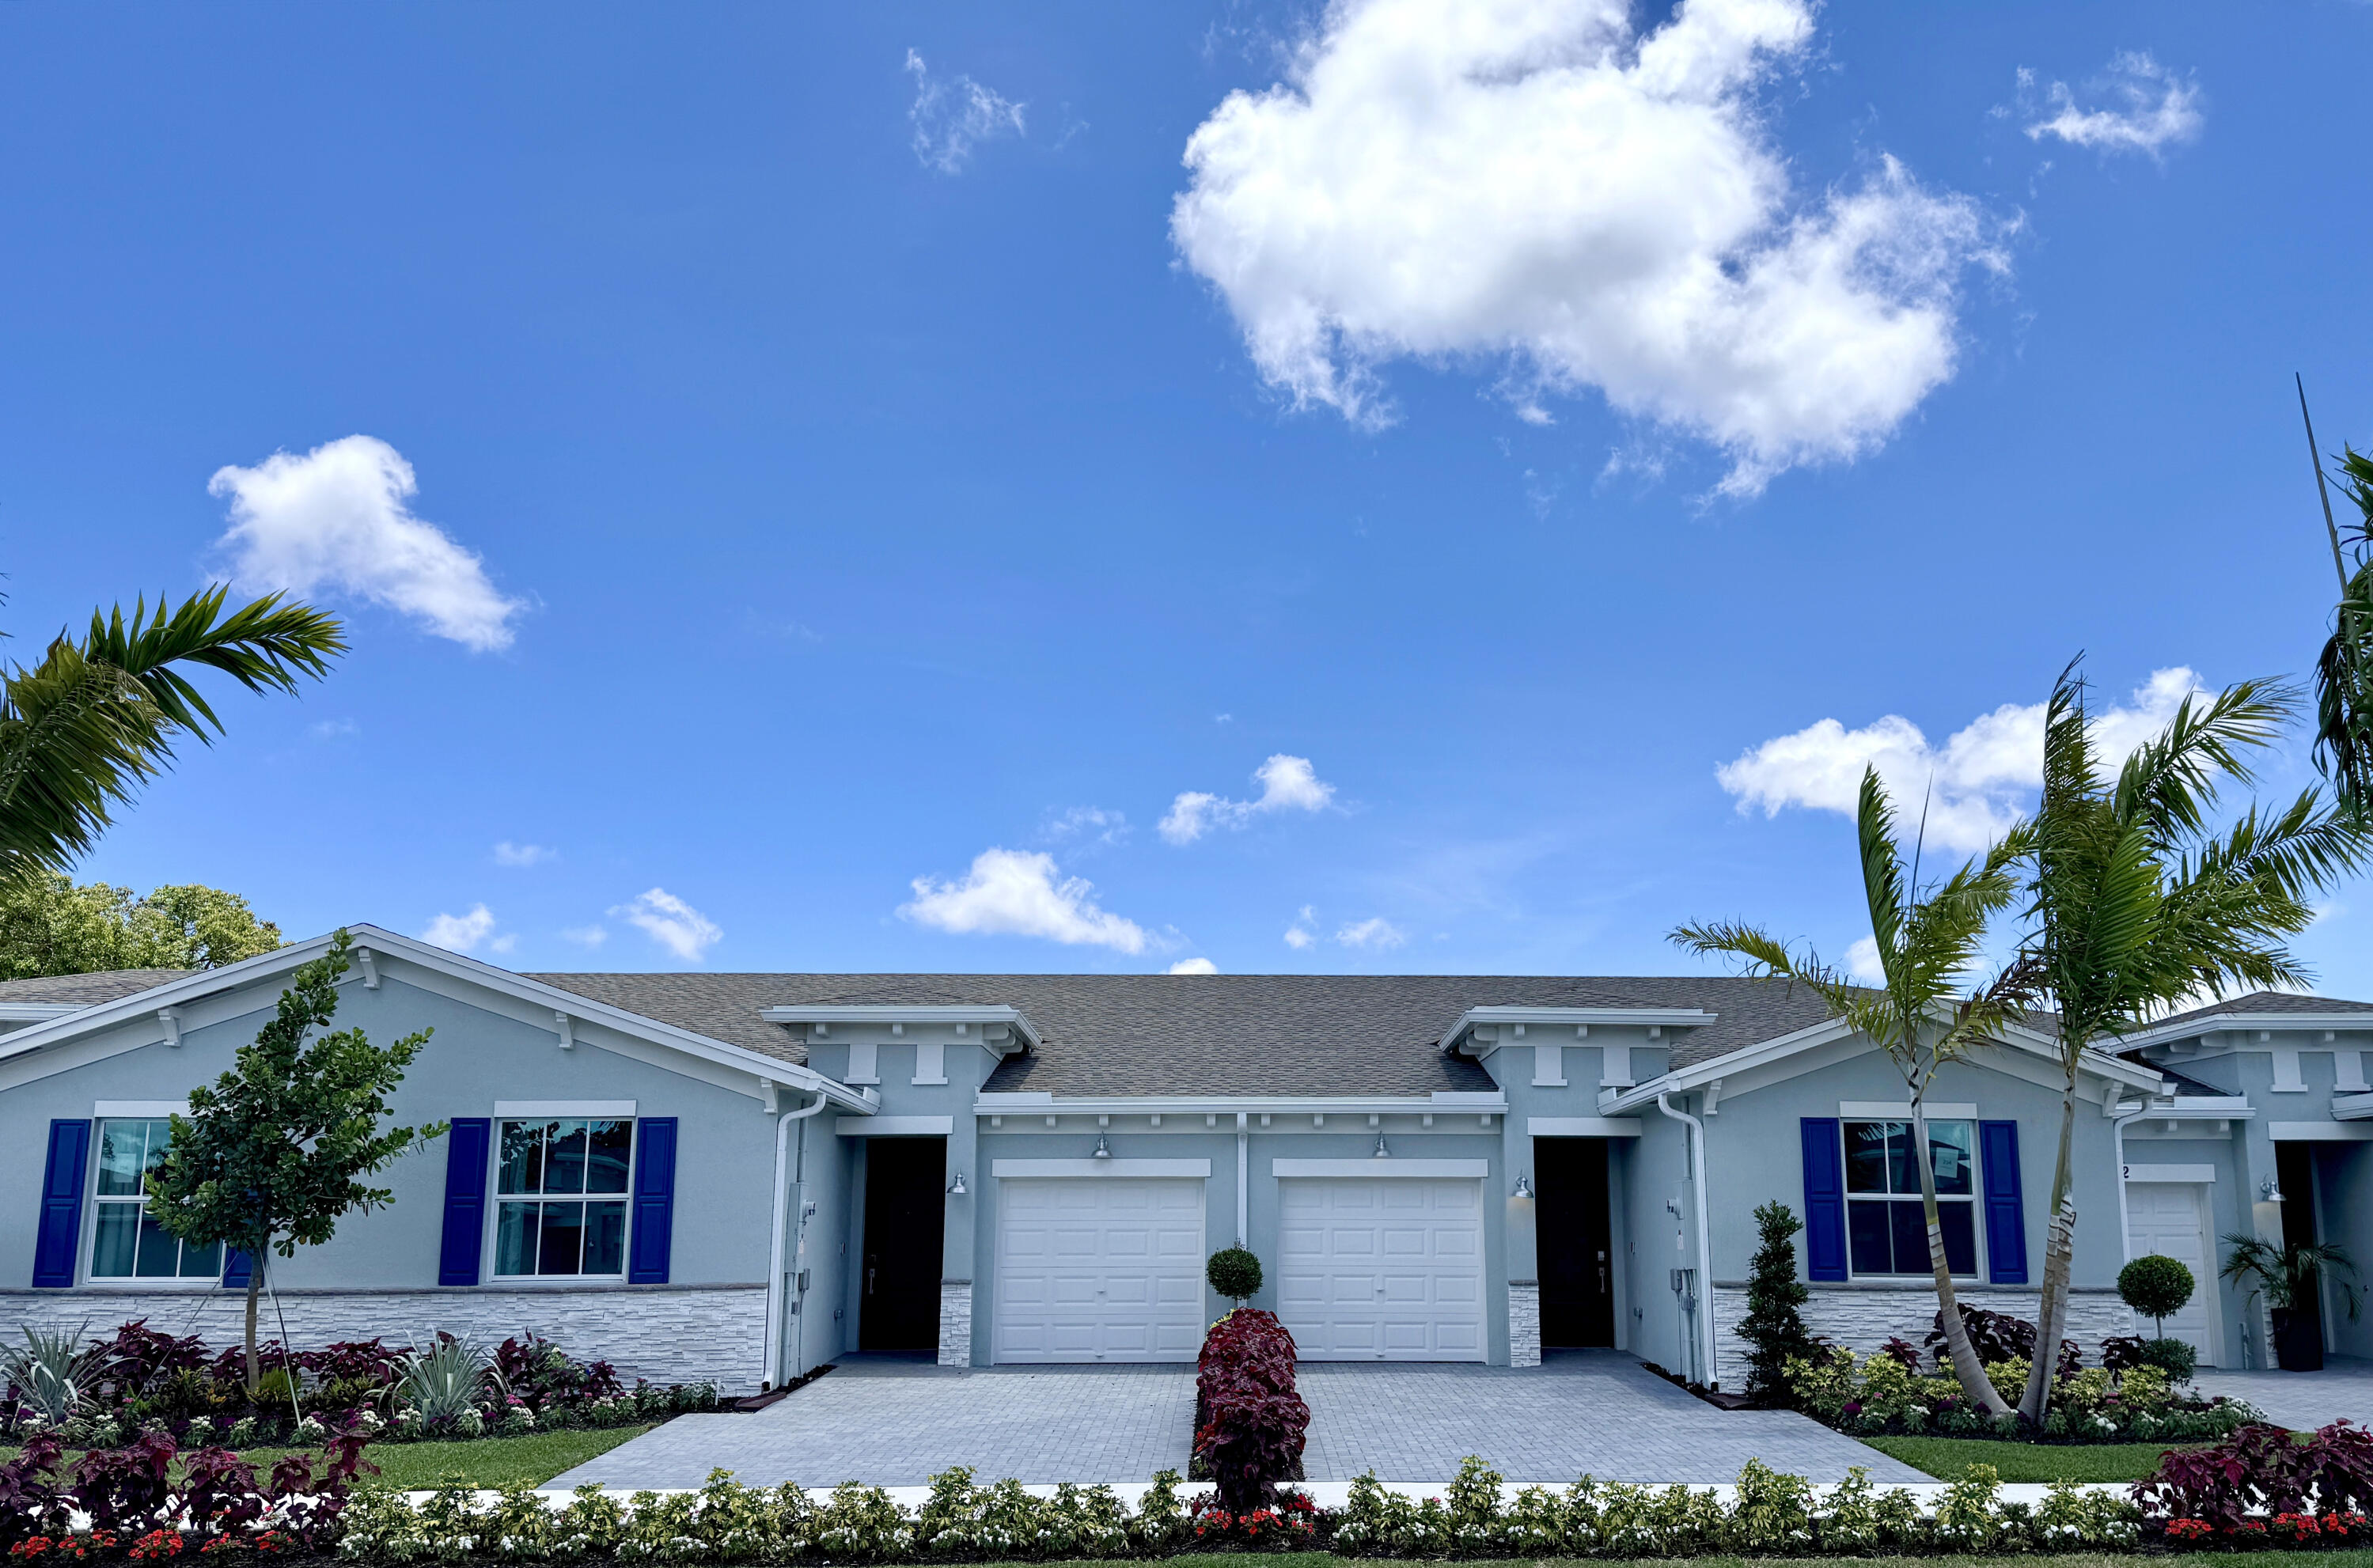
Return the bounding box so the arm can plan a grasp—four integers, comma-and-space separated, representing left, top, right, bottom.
994, 1178, 1205, 1362
2124, 1182, 2218, 1363
1278, 1177, 1485, 1360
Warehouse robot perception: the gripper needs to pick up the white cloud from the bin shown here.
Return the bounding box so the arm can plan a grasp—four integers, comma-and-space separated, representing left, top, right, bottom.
1044, 807, 1129, 847
561, 925, 608, 947
1160, 755, 1337, 845
1336, 915, 1407, 949
494, 841, 555, 868
420, 904, 499, 954
1717, 667, 2204, 854
2022, 53, 2202, 157
1284, 904, 1318, 948
1169, 956, 1222, 975
610, 888, 722, 963
906, 50, 1025, 174
900, 848, 1150, 953
210, 435, 523, 651
1171, 0, 2003, 495
1845, 936, 1886, 984
308, 718, 358, 740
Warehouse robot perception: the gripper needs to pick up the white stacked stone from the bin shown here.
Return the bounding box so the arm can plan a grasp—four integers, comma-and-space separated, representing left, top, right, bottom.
937, 1280, 972, 1367
1710, 1286, 2136, 1383
1507, 1282, 1541, 1368
2, 1285, 768, 1394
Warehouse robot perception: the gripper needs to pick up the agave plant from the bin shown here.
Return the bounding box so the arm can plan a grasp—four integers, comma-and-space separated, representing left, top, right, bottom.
394, 1332, 506, 1424
2, 1324, 104, 1425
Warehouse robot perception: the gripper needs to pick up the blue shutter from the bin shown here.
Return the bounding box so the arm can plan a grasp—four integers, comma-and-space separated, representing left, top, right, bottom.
438, 1118, 491, 1286
1981, 1119, 2027, 1284
1800, 1117, 1847, 1282
222, 1250, 255, 1289
629, 1117, 677, 1285
32, 1119, 91, 1288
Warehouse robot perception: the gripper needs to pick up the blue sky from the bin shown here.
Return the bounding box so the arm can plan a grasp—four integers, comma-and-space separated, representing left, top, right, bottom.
4, 1, 2368, 995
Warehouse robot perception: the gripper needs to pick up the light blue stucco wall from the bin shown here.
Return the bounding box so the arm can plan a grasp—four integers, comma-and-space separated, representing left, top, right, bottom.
0, 973, 782, 1294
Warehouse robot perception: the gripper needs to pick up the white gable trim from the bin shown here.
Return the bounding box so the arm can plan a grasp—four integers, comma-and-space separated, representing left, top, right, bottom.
0, 925, 874, 1115
2118, 1012, 2373, 1051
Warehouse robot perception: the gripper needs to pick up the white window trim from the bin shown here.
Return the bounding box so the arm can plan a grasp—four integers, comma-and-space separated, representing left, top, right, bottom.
83, 1115, 222, 1288
1841, 1116, 1984, 1283
493, 1100, 635, 1118
487, 1115, 638, 1282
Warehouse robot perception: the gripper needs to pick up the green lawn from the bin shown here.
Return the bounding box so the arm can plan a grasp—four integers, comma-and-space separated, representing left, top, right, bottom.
0, 1424, 654, 1490
1857, 1434, 2199, 1483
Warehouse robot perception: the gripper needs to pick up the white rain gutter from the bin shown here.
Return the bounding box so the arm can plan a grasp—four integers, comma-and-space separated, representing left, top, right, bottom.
2110, 1099, 2155, 1267
763, 1090, 833, 1388
1656, 1091, 1717, 1389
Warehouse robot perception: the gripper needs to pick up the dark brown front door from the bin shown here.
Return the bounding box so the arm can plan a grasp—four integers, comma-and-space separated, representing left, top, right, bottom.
859, 1138, 946, 1351
1537, 1137, 1615, 1347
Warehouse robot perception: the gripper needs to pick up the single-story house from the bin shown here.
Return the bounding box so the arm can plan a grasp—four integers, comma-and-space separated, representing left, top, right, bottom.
4, 924, 2367, 1389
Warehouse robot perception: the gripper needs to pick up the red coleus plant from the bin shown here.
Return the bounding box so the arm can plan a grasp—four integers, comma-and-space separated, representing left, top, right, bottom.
2136, 1419, 2373, 1532
1193, 1309, 1311, 1518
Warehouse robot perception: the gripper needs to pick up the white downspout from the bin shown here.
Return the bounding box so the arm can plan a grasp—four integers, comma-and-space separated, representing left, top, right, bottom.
763, 1089, 833, 1388
2111, 1098, 2151, 1271
1656, 1091, 1716, 1388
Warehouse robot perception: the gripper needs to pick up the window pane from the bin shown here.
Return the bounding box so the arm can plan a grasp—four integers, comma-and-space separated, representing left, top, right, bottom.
584, 1201, 626, 1274
134, 1212, 181, 1277
1844, 1123, 1892, 1194
1941, 1202, 1977, 1275
97, 1121, 150, 1196
1886, 1123, 1916, 1195
1888, 1200, 1928, 1275
585, 1121, 631, 1195
1929, 1122, 1975, 1195
1848, 1200, 1893, 1274
499, 1121, 546, 1195
495, 1202, 540, 1275
538, 1203, 585, 1275
180, 1238, 223, 1279
547, 1120, 589, 1195
93, 1204, 140, 1276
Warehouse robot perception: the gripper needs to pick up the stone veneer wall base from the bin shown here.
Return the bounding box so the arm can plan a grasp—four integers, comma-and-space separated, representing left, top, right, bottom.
1507, 1282, 1541, 1369
2, 1285, 767, 1394
1712, 1284, 2136, 1381
938, 1280, 973, 1368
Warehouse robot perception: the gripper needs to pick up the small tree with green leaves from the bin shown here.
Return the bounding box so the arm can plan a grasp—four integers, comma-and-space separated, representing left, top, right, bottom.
148, 930, 443, 1390
1738, 1201, 1819, 1403
2118, 1253, 2196, 1343
1207, 1247, 1263, 1304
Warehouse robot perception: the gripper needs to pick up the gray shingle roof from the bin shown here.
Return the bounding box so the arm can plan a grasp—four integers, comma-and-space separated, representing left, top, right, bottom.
2140, 989, 2373, 1034
0, 969, 193, 1006
535, 971, 1848, 1095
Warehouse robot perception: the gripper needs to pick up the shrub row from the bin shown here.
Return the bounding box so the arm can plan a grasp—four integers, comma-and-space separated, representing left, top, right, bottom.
1784, 1344, 2255, 1444
0, 1430, 364, 1560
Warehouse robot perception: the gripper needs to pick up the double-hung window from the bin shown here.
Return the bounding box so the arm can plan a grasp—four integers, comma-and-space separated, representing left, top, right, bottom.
1844, 1118, 1978, 1276
494, 1118, 633, 1278
90, 1118, 222, 1280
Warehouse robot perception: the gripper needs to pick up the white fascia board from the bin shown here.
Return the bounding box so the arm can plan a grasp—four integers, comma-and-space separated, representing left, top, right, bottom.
1439, 1005, 1716, 1055
760, 1004, 1041, 1053
972, 1092, 1510, 1115
1601, 1016, 2157, 1115
0, 1003, 81, 1024
2107, 1096, 2255, 1119
0, 924, 875, 1115
2117, 1013, 2373, 1051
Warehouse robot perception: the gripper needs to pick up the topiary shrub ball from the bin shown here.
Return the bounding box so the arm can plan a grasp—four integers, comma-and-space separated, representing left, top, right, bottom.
2120, 1253, 2197, 1330
1207, 1247, 1264, 1301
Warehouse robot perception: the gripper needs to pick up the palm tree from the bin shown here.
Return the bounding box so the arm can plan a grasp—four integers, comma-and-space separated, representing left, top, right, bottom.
2304, 438, 2373, 820
0, 588, 344, 884
2013, 661, 2371, 1424
1673, 767, 2037, 1415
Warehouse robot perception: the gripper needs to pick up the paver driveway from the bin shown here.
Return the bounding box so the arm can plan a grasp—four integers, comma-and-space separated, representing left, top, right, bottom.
2194, 1356, 2373, 1431
546, 1349, 1924, 1489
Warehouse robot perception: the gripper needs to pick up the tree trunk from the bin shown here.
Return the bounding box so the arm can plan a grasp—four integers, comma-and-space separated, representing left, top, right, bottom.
244, 1264, 264, 1394
2018, 1078, 2079, 1424
1914, 1102, 2011, 1415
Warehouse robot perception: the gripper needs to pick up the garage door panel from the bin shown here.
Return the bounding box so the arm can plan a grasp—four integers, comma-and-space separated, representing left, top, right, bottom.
995, 1178, 1207, 1364
1276, 1178, 1486, 1362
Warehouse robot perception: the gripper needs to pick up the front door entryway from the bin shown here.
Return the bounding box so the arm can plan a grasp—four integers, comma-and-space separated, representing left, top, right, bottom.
1536, 1137, 1615, 1347
859, 1137, 947, 1352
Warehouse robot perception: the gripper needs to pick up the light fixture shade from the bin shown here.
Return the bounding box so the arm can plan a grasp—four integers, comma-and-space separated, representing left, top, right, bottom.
948, 1171, 968, 1195
1514, 1174, 1534, 1199
1374, 1134, 1389, 1158
1093, 1134, 1111, 1158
